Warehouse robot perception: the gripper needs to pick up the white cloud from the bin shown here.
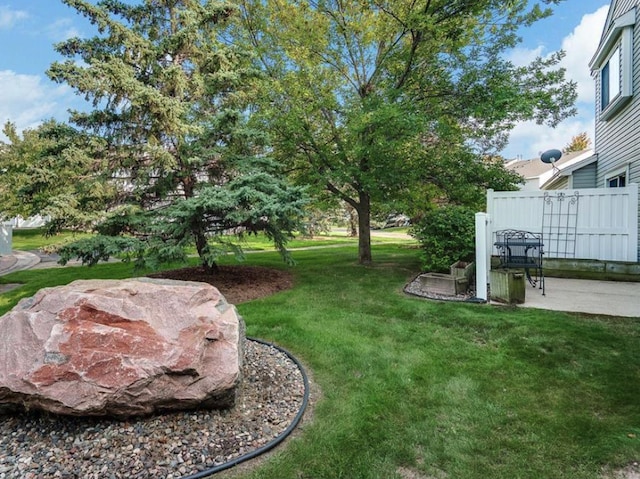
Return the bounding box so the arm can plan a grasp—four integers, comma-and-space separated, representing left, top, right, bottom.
0, 70, 73, 141
502, 6, 609, 159
0, 5, 28, 29
506, 113, 595, 160
46, 18, 81, 42
560, 5, 610, 104
506, 45, 545, 68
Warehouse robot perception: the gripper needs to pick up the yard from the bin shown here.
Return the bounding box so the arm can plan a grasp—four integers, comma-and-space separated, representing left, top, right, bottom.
0, 235, 639, 479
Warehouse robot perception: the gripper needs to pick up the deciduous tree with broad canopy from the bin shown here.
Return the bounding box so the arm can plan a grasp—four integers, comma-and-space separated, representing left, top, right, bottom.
44, 0, 307, 270
238, 0, 576, 264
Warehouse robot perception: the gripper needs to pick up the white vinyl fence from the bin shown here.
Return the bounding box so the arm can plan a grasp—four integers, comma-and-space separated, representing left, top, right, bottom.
486, 184, 639, 262
7, 215, 50, 228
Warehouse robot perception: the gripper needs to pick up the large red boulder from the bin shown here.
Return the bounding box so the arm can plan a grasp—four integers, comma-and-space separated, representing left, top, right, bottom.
0, 278, 244, 417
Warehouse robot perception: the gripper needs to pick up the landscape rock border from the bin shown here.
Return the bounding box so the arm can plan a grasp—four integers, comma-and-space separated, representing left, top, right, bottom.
403, 273, 480, 302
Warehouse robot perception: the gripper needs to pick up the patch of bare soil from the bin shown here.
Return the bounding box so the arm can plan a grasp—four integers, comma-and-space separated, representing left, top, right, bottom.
148, 265, 295, 304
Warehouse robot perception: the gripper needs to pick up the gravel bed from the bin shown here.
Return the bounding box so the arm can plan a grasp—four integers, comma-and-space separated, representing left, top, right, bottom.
0, 340, 306, 479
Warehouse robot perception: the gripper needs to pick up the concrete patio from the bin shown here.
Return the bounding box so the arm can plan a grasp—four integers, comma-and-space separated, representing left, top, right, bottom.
503, 276, 640, 318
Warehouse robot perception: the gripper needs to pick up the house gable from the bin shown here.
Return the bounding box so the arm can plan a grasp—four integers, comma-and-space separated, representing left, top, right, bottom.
541, 153, 598, 190
600, 0, 634, 41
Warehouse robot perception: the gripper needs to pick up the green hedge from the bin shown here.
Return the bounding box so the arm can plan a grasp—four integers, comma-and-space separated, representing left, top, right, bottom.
411, 205, 475, 273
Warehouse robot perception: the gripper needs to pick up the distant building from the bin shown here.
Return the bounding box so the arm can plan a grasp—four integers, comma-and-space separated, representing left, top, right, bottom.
503, 149, 596, 191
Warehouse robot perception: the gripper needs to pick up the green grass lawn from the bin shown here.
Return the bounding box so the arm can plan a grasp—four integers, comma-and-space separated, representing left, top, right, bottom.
187, 228, 415, 254
10, 227, 93, 251
0, 242, 638, 478
10, 227, 415, 257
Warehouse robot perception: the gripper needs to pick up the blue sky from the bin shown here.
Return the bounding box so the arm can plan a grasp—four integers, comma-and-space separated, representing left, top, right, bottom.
0, 1, 610, 159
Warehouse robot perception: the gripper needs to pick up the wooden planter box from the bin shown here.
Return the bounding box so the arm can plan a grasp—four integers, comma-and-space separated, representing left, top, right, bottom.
490, 270, 525, 304
419, 273, 468, 295
450, 261, 475, 283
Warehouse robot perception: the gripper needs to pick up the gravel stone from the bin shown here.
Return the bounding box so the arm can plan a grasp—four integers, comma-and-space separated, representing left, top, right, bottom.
404, 274, 479, 302
0, 340, 305, 479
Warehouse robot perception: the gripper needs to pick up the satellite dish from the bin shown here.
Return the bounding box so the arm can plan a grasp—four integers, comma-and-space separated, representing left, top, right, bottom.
540, 149, 562, 164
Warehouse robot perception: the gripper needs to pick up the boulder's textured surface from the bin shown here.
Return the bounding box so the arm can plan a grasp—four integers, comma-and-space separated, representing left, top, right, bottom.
0, 278, 244, 417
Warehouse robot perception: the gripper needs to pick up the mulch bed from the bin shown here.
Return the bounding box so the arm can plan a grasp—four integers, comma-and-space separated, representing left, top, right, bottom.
147, 265, 295, 304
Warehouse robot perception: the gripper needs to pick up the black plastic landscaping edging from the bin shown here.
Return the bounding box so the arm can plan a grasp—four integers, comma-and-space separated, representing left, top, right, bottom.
181, 337, 310, 479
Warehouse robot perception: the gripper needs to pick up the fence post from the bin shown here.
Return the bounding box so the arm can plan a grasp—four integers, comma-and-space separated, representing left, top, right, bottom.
0, 223, 13, 256
475, 212, 490, 301
627, 183, 638, 262
486, 189, 494, 217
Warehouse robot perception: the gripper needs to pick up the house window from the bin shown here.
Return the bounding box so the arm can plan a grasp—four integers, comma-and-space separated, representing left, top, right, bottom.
601, 47, 621, 110
589, 8, 635, 121
607, 173, 626, 187
605, 165, 629, 188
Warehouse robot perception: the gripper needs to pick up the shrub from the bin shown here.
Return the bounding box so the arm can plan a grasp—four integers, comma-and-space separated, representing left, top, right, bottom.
410, 205, 475, 273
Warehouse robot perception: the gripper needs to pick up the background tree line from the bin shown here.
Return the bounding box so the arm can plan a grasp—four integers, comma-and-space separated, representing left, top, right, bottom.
0, 0, 576, 268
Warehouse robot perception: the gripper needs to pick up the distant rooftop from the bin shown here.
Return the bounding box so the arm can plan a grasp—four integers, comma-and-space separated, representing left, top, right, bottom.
504, 149, 593, 179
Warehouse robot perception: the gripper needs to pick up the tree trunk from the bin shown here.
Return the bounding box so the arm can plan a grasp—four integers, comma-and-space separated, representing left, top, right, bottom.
194, 227, 217, 273
186, 175, 217, 273
356, 191, 372, 264
347, 203, 358, 237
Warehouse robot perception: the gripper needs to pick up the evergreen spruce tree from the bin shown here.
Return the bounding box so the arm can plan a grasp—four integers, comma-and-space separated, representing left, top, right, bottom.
47, 0, 306, 270
0, 120, 110, 230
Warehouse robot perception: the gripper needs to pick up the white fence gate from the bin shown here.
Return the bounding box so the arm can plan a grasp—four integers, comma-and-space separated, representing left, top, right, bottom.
486, 184, 639, 262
